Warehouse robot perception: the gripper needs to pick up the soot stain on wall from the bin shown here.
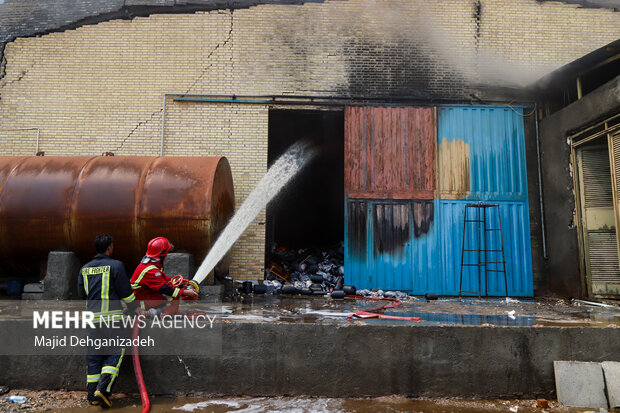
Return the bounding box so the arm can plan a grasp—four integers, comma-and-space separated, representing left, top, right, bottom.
372, 201, 434, 257
413, 201, 434, 238
347, 200, 368, 261
341, 39, 467, 100
373, 203, 409, 257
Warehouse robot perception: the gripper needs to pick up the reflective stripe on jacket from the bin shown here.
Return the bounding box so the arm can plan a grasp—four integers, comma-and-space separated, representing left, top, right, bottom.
130, 261, 183, 308
78, 253, 136, 321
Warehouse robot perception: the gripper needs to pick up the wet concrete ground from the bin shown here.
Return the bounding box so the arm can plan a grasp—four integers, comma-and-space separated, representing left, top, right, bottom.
188, 295, 620, 327
3, 295, 620, 327
18, 393, 617, 413
2, 297, 620, 410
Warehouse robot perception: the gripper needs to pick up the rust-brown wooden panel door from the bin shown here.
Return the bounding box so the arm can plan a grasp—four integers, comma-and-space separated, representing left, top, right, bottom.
344, 106, 436, 200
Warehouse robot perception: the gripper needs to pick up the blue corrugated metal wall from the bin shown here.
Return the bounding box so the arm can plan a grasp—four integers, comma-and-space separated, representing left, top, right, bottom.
346, 105, 533, 296
438, 106, 528, 201
345, 199, 439, 292
438, 201, 533, 296
437, 106, 533, 296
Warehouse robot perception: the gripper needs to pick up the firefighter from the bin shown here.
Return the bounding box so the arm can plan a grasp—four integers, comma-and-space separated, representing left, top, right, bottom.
78, 234, 138, 408
131, 237, 199, 313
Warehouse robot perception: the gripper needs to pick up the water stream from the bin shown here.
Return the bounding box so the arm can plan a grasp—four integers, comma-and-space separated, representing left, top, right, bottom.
193, 142, 315, 284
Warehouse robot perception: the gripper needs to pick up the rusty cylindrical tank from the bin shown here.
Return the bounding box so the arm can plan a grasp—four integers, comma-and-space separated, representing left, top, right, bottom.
0, 156, 234, 276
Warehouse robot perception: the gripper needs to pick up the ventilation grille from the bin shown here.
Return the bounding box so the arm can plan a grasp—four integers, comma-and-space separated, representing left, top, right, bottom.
588, 231, 620, 283
613, 135, 620, 202
582, 148, 613, 208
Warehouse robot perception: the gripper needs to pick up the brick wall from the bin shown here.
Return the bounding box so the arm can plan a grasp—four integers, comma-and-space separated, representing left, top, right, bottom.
0, 0, 618, 280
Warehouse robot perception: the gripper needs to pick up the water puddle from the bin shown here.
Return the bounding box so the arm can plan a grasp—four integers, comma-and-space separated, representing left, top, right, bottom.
31, 395, 595, 413
3, 296, 620, 327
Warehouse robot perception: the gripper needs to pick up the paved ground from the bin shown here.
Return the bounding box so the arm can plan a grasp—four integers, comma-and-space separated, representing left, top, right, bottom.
185, 295, 620, 327
2, 295, 620, 326
1, 391, 615, 412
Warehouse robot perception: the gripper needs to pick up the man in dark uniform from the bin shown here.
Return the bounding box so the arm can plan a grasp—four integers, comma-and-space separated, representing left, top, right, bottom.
78, 234, 138, 408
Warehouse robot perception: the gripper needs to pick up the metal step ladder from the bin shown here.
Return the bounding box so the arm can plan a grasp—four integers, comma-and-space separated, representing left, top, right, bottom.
459, 203, 508, 298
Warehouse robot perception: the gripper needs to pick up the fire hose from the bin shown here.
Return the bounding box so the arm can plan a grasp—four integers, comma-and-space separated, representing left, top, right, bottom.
345, 295, 421, 321
132, 322, 150, 413
131, 276, 200, 413
171, 275, 200, 294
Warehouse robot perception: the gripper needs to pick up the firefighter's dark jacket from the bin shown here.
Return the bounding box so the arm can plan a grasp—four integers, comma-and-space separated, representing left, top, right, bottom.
78, 253, 137, 322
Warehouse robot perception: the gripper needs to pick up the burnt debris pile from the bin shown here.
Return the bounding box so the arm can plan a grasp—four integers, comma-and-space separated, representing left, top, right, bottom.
265, 245, 346, 296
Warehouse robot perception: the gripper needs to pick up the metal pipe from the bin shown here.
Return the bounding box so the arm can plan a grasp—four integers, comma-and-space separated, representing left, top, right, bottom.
160, 94, 168, 156
573, 299, 620, 310
174, 97, 275, 104
171, 95, 534, 107
168, 93, 534, 105
0, 128, 40, 155
534, 104, 548, 259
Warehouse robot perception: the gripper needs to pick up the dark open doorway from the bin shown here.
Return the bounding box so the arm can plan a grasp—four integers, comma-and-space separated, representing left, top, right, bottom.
266, 109, 344, 259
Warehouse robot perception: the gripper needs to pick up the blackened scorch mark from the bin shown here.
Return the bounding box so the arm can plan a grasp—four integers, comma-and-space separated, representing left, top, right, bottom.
340, 38, 468, 100
347, 200, 367, 261
372, 201, 434, 257
474, 0, 482, 45
373, 203, 409, 257
413, 200, 434, 238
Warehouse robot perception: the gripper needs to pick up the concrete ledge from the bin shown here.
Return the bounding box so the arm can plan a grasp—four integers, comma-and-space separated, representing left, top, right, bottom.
20, 293, 44, 300
200, 285, 224, 301
1, 323, 620, 397
42, 252, 81, 300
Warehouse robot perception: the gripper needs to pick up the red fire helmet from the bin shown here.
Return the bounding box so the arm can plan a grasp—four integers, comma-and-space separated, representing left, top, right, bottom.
145, 237, 174, 260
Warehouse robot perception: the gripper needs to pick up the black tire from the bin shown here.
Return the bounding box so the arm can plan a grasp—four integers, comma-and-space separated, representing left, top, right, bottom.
331, 290, 345, 299
242, 281, 253, 294
334, 276, 344, 291
343, 285, 356, 296
281, 285, 298, 295
310, 274, 324, 284
253, 285, 267, 294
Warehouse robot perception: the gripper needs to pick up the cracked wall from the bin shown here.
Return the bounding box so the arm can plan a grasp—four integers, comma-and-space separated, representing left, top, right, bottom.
0, 0, 618, 280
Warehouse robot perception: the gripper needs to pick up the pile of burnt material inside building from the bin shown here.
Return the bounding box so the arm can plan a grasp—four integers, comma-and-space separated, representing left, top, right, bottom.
264, 245, 349, 297
232, 244, 413, 299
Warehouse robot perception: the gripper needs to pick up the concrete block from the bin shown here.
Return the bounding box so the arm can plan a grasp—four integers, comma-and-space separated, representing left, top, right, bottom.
42, 251, 81, 300
199, 285, 224, 302
23, 282, 44, 293
21, 293, 44, 300
602, 361, 620, 408
554, 361, 608, 408
164, 253, 195, 280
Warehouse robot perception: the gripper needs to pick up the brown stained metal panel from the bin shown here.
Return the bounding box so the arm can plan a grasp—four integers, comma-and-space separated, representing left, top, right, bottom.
438, 138, 471, 199
0, 156, 234, 274
345, 107, 365, 193
345, 106, 435, 199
